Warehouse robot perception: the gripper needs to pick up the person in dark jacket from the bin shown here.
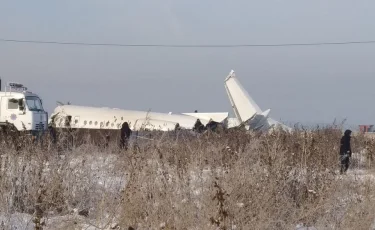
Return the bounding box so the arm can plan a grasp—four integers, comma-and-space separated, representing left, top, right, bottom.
339, 129, 352, 174
120, 122, 132, 150
206, 119, 219, 132
175, 123, 181, 131
193, 119, 205, 133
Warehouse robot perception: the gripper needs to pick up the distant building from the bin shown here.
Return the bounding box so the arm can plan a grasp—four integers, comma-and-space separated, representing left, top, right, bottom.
359, 125, 374, 133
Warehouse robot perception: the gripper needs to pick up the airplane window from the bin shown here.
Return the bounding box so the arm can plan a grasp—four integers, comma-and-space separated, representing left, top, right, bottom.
75, 119, 78, 124
89, 121, 92, 125
84, 121, 87, 125
100, 122, 104, 127
95, 121, 98, 126
106, 122, 109, 127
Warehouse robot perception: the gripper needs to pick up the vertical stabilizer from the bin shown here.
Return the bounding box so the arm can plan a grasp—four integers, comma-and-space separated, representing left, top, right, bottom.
224, 70, 262, 123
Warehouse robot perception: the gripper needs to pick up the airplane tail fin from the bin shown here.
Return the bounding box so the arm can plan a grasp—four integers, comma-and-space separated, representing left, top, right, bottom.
224, 70, 262, 123
224, 70, 292, 132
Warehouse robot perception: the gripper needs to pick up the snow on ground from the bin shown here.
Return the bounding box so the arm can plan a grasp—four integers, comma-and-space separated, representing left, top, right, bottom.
0, 213, 34, 230
0, 212, 121, 230
1, 150, 375, 229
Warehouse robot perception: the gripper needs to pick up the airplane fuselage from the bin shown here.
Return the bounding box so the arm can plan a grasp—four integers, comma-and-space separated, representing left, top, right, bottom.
51, 105, 213, 131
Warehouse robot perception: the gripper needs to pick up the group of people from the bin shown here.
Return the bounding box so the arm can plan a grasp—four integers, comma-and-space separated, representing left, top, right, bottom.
119, 118, 221, 149
49, 115, 355, 174
193, 119, 220, 133
98, 121, 357, 173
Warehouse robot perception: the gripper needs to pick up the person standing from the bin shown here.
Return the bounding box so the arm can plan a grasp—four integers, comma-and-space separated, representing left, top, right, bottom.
120, 122, 132, 150
193, 119, 205, 133
339, 129, 352, 174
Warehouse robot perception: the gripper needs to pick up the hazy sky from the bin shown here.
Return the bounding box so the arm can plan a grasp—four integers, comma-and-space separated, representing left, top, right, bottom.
0, 0, 374, 126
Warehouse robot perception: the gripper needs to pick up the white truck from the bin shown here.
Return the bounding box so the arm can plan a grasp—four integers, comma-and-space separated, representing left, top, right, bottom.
0, 80, 48, 134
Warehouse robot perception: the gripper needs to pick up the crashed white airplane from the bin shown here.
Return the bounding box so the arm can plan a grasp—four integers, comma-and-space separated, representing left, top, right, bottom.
225, 70, 291, 132
50, 105, 228, 131
50, 70, 290, 132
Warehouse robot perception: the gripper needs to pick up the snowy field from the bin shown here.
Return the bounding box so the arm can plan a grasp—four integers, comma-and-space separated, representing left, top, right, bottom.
0, 129, 375, 229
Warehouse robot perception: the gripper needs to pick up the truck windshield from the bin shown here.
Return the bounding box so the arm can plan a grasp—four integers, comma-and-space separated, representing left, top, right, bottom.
26, 96, 44, 112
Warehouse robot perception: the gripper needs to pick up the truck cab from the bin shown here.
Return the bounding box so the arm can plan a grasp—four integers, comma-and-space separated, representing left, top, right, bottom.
0, 82, 48, 133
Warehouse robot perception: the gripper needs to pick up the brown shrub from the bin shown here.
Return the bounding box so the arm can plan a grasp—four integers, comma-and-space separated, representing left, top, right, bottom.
0, 127, 374, 229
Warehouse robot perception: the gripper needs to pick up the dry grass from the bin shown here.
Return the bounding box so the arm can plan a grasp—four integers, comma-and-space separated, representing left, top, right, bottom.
0, 126, 374, 230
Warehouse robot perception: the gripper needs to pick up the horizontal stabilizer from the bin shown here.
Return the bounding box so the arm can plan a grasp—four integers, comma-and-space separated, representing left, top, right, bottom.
247, 109, 271, 130
267, 118, 292, 132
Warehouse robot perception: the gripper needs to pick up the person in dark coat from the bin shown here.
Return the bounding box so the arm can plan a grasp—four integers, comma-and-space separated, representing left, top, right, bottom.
120, 122, 132, 150
206, 119, 219, 132
193, 119, 205, 133
339, 129, 352, 174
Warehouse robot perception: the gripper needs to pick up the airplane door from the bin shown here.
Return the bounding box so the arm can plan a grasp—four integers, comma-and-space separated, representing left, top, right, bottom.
73, 116, 80, 128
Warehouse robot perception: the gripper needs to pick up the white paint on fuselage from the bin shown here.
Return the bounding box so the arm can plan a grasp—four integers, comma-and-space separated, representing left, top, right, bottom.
51, 105, 213, 131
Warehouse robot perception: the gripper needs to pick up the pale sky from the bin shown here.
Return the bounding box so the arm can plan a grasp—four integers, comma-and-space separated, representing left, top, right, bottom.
0, 0, 374, 127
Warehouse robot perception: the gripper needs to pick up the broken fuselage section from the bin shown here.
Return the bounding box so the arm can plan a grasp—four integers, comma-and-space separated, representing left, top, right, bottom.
50, 105, 228, 132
